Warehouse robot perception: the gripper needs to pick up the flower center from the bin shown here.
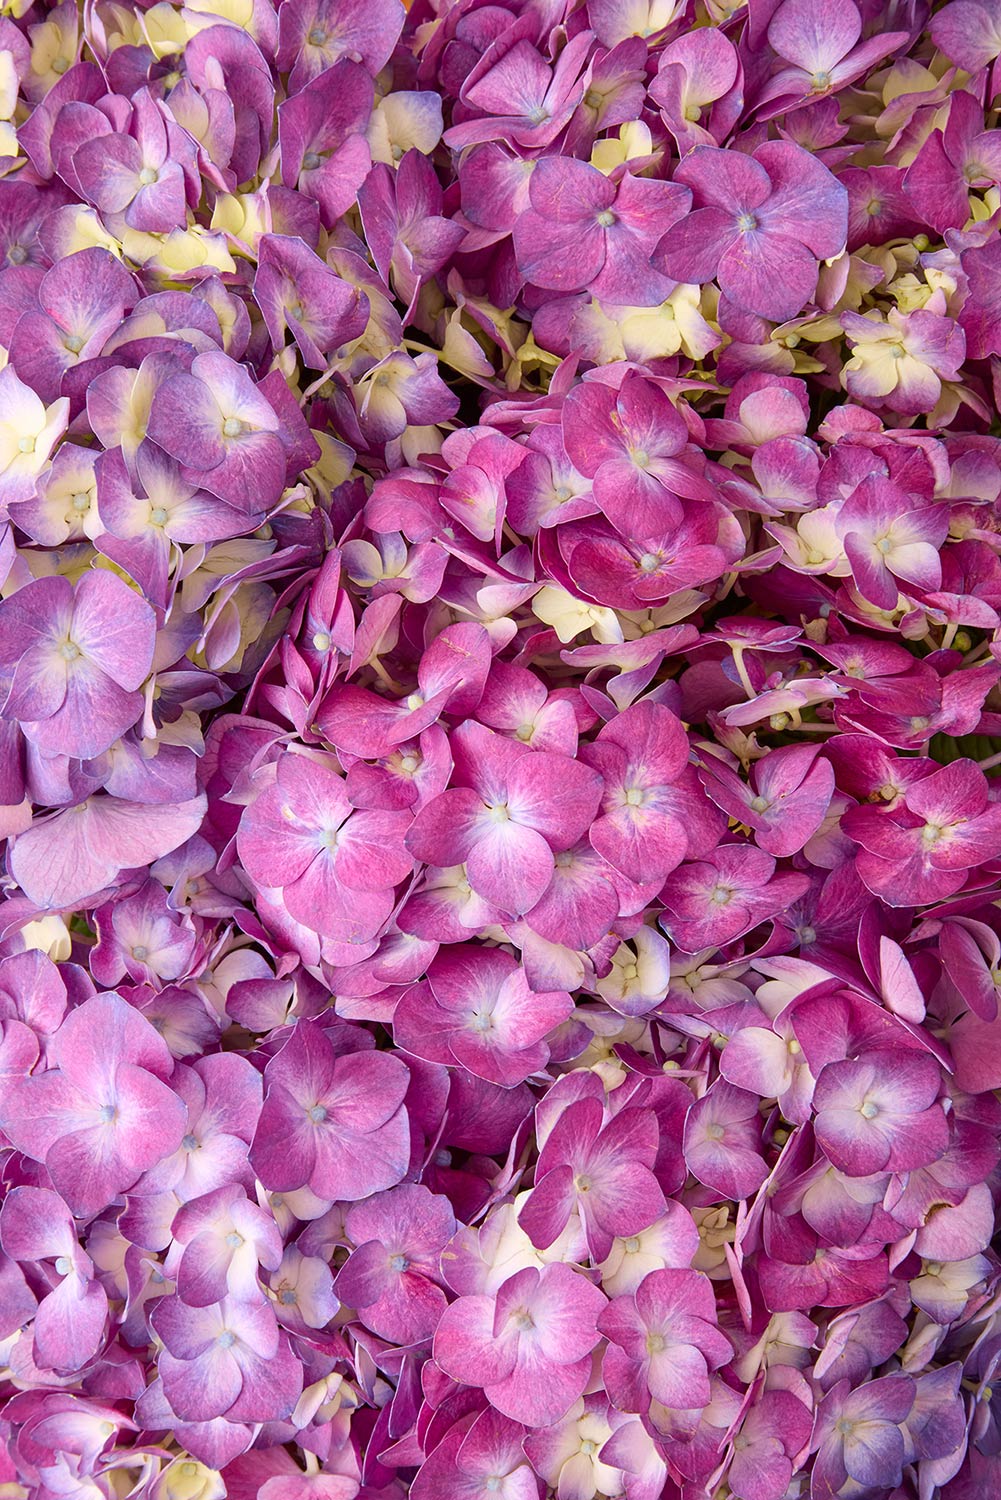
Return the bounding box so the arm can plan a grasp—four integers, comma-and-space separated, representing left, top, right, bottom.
389, 1254, 408, 1272
139, 167, 159, 186
222, 417, 246, 438
737, 212, 758, 232
308, 1104, 327, 1123
596, 209, 616, 227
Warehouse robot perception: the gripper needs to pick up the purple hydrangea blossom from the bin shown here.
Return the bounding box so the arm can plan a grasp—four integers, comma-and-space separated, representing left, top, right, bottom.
653, 141, 848, 320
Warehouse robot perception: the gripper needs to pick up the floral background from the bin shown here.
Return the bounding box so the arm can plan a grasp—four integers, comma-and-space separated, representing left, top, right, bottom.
0, 0, 999, 1497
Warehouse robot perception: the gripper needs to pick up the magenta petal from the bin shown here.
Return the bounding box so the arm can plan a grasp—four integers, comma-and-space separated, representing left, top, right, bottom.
159, 1345, 244, 1423
434, 1293, 519, 1387
34, 1275, 109, 1374
148, 374, 228, 471
488, 1350, 592, 1428
717, 230, 820, 322
464, 819, 554, 915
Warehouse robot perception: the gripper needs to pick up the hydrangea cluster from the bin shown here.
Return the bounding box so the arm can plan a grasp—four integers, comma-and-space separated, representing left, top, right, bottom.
1, 0, 1001, 1497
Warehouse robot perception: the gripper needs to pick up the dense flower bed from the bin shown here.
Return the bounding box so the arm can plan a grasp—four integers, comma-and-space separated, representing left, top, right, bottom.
0, 0, 1000, 1496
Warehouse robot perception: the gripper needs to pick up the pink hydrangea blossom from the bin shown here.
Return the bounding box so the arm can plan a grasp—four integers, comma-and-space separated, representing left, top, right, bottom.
653, 141, 847, 320
433, 1263, 607, 1426
249, 1019, 410, 1201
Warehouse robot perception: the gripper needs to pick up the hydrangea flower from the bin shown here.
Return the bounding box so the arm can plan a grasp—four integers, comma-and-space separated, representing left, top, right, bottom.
433, 1263, 607, 1426
652, 141, 848, 320
0, 571, 155, 759
249, 1020, 410, 1201
0, 993, 186, 1216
